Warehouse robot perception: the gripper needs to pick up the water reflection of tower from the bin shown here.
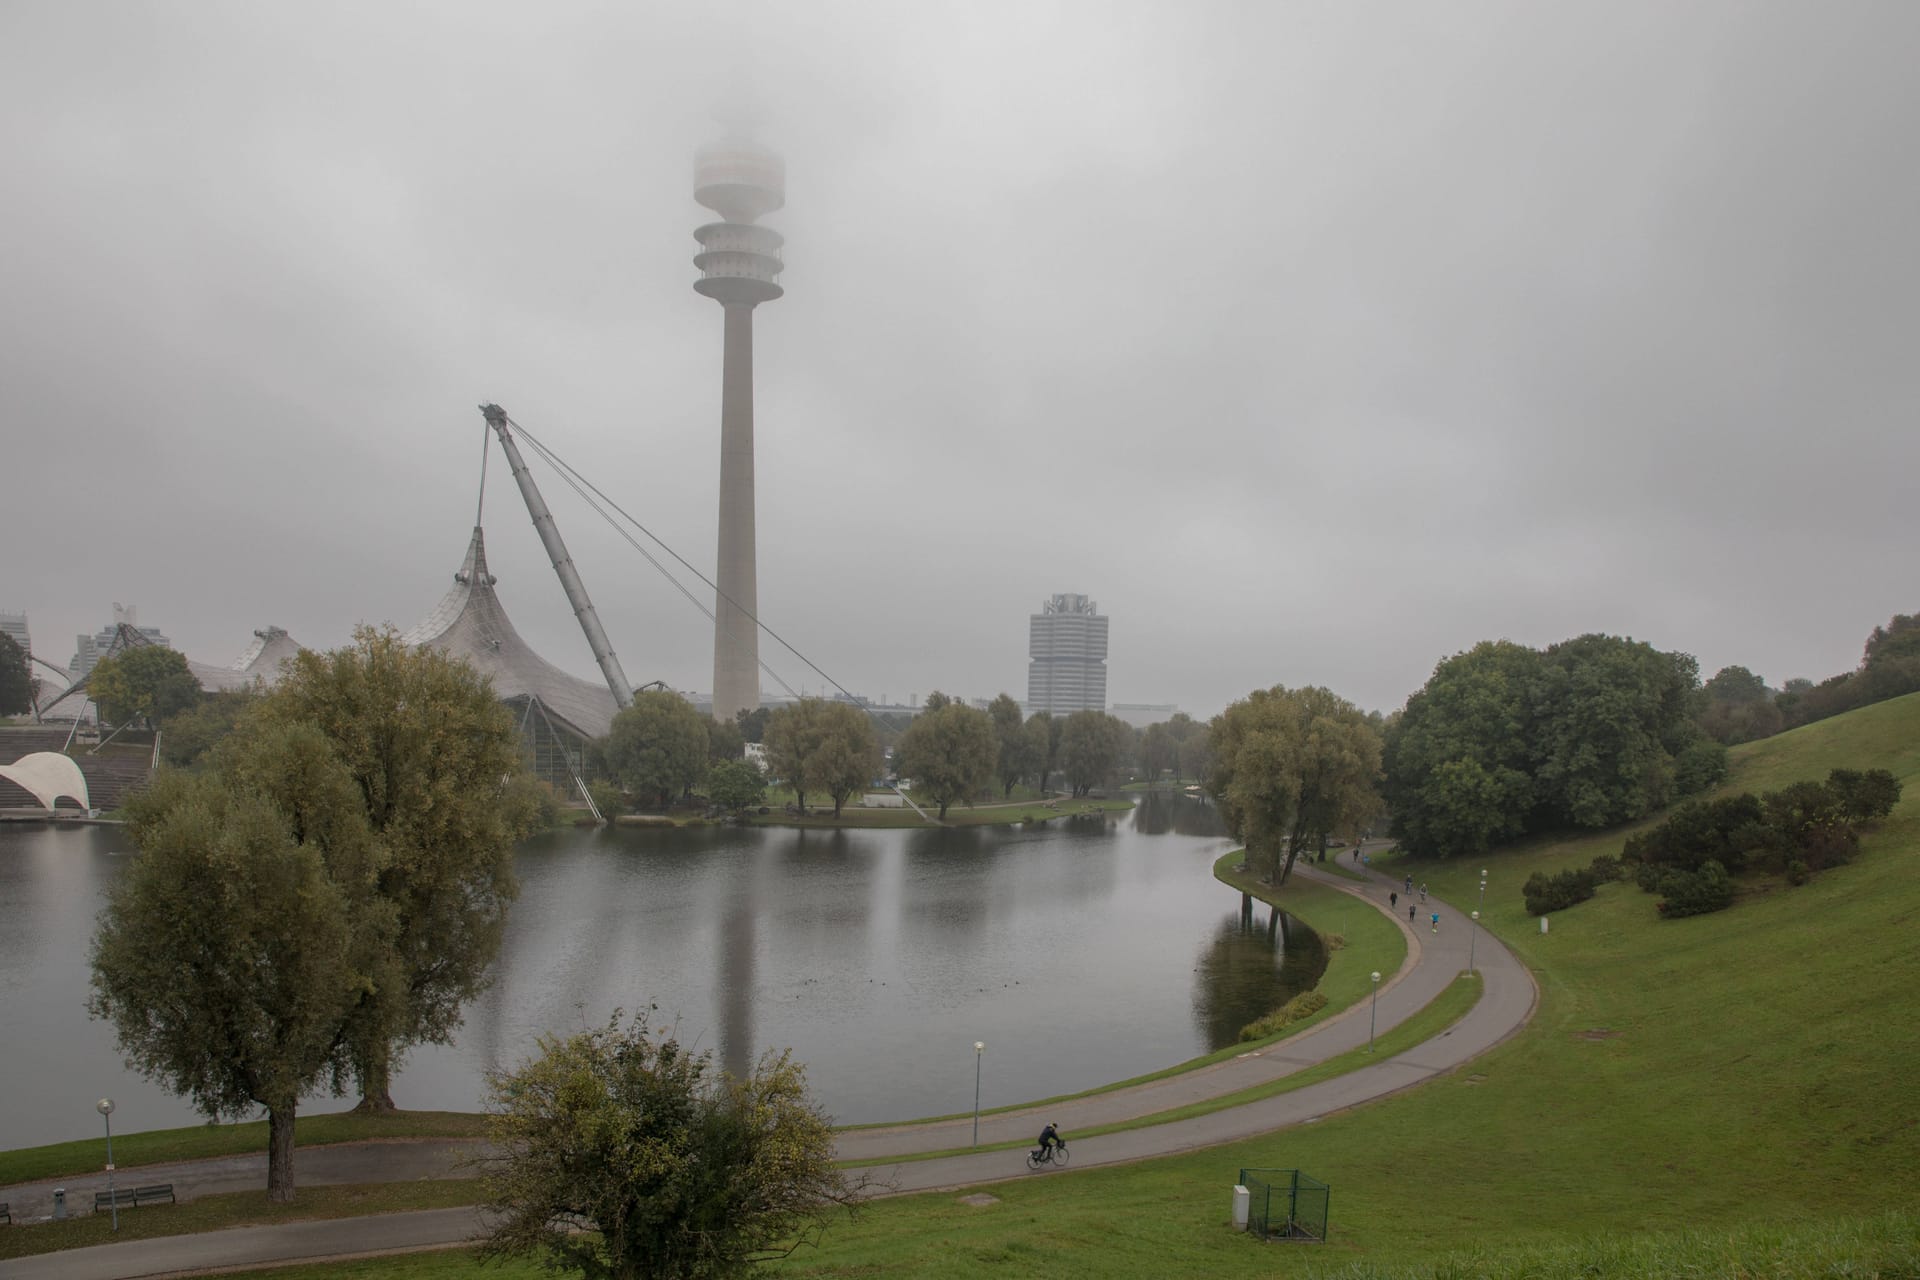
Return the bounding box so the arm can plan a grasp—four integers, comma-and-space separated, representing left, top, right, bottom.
719, 890, 755, 1081
693, 135, 785, 724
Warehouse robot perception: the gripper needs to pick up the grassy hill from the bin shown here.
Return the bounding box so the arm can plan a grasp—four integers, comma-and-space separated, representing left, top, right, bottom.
761, 692, 1920, 1275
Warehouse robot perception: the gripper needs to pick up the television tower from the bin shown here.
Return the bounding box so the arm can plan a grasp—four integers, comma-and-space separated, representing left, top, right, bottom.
693, 134, 785, 723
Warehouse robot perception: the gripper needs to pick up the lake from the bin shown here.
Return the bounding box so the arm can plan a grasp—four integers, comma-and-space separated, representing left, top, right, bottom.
0, 792, 1322, 1147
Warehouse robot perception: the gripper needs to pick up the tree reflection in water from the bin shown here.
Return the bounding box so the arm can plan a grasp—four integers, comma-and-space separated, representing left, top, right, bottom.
1190, 902, 1328, 1050
1132, 788, 1229, 837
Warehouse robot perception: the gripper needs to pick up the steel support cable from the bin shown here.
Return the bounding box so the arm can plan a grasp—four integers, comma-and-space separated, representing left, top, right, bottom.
506, 421, 803, 700
498, 417, 931, 819
504, 417, 867, 708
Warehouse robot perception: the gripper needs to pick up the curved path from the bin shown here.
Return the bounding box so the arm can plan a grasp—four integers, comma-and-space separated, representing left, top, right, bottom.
0, 854, 1537, 1280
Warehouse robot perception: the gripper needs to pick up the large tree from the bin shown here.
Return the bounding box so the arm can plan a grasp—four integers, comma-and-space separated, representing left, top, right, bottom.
989, 693, 1038, 797
896, 701, 996, 820
1383, 640, 1540, 859
1178, 722, 1213, 784
0, 633, 33, 717
1025, 712, 1058, 795
159, 687, 258, 767
1140, 721, 1177, 783
1386, 633, 1707, 858
1530, 634, 1700, 827
1209, 685, 1381, 885
249, 627, 529, 1110
705, 758, 767, 815
89, 646, 203, 727
1059, 709, 1132, 797
600, 689, 711, 808
1696, 665, 1783, 746
765, 699, 880, 817
89, 728, 386, 1200
480, 1012, 862, 1280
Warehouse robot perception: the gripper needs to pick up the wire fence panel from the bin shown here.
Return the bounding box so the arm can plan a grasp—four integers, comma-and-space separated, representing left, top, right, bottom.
1238, 1168, 1330, 1243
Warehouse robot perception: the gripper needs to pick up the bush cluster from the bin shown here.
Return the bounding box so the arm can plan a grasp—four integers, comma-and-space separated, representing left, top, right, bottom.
1623, 768, 1901, 918
1650, 859, 1735, 918
1238, 989, 1329, 1042
1521, 855, 1626, 917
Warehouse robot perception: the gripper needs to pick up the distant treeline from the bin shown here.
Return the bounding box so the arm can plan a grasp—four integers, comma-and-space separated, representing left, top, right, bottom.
1696, 612, 1920, 745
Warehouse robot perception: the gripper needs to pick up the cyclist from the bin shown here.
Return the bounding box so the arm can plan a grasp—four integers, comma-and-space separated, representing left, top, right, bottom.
1037, 1122, 1063, 1161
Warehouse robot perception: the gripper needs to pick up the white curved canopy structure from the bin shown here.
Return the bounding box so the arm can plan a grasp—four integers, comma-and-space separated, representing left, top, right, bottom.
0, 751, 90, 811
401, 526, 620, 741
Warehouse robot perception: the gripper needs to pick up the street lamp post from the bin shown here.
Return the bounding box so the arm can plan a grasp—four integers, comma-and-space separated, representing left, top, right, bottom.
972, 1042, 985, 1147
96, 1098, 117, 1232
1368, 971, 1381, 1052
1478, 870, 1488, 916
1470, 910, 1481, 975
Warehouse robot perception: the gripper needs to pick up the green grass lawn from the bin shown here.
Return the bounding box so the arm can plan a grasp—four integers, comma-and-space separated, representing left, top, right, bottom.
0, 1111, 486, 1188
195, 1211, 1920, 1280
0, 1180, 480, 1262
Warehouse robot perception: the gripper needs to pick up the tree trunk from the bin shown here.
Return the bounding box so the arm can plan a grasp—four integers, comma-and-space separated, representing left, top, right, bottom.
833, 795, 844, 818
354, 1055, 397, 1114
266, 1102, 297, 1202
938, 799, 951, 820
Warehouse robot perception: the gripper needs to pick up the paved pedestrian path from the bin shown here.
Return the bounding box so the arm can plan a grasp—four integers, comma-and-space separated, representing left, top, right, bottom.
0, 852, 1537, 1279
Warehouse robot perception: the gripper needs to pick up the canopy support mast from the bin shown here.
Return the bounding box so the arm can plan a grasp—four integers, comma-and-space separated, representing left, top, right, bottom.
479, 403, 634, 710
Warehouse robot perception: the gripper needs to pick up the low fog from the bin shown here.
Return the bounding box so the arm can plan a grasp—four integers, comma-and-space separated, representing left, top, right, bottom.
5, 1, 1916, 716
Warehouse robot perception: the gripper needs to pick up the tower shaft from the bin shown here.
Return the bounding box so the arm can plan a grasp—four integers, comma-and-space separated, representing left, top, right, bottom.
693, 133, 784, 725
712, 303, 760, 723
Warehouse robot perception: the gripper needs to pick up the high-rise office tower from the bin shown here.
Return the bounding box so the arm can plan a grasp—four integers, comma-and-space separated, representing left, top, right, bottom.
692, 134, 785, 724
1028, 594, 1109, 715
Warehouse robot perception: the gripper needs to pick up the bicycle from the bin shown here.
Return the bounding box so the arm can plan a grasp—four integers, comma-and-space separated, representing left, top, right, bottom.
1025, 1140, 1070, 1170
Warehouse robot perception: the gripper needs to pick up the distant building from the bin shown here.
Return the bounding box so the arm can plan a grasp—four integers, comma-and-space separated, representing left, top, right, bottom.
67, 605, 171, 683
1110, 702, 1179, 729
0, 610, 28, 658
1028, 593, 1109, 716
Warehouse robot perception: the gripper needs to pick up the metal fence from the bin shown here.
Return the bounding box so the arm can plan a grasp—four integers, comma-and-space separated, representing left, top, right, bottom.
1239, 1167, 1330, 1242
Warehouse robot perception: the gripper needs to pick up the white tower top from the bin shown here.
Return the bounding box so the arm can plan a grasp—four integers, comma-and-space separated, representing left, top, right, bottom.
693, 136, 785, 308
694, 137, 785, 224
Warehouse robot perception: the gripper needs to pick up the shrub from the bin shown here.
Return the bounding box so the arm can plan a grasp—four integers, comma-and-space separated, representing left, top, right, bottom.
503, 774, 563, 830
1786, 859, 1810, 886
1656, 859, 1734, 918
1239, 990, 1330, 1042
587, 780, 627, 818
1523, 867, 1599, 917
1825, 767, 1903, 822
1672, 738, 1730, 795
1587, 853, 1626, 883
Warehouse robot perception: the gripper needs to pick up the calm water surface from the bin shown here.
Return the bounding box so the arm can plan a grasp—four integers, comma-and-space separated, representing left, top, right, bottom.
0, 793, 1322, 1147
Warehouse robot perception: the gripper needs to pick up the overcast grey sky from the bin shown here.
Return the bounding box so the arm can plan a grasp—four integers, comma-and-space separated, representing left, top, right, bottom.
5, 0, 1916, 718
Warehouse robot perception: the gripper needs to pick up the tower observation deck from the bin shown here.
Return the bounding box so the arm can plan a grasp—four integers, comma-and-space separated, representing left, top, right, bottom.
694, 135, 785, 723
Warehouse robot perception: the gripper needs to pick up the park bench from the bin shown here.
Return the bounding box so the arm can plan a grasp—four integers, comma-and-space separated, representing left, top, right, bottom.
94, 1184, 175, 1211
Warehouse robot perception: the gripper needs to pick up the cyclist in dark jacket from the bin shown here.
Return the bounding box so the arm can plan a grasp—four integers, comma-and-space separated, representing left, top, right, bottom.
1038, 1122, 1063, 1158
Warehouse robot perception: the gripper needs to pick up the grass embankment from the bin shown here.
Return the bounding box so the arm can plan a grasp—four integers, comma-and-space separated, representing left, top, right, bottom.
191, 1211, 1920, 1280
0, 1111, 485, 1188
0, 1181, 479, 1263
